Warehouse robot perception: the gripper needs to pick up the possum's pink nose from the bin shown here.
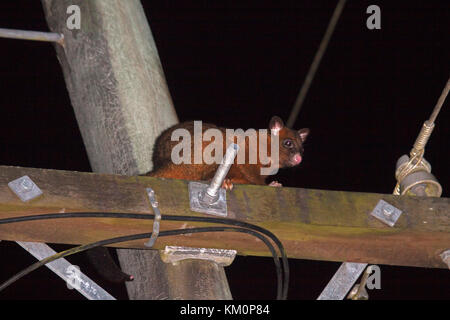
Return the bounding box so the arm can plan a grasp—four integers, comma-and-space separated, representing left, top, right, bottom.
293, 154, 302, 165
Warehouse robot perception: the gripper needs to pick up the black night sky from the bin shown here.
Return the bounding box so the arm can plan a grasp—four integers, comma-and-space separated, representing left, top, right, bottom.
0, 0, 449, 300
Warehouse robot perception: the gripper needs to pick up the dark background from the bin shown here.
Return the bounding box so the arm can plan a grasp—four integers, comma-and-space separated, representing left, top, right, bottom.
0, 0, 449, 300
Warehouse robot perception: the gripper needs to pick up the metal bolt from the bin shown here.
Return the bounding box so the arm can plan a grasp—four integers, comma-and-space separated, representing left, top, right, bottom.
0, 28, 64, 44
21, 178, 34, 191
201, 143, 239, 205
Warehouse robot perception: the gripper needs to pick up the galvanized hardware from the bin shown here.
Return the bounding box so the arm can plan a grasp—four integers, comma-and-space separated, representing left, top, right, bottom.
189, 144, 239, 217
17, 241, 116, 300
317, 262, 367, 300
0, 28, 64, 45
160, 246, 237, 267
440, 250, 450, 269
144, 188, 161, 247
370, 199, 403, 227
189, 181, 228, 216
395, 154, 442, 197
7, 177, 115, 299
8, 175, 43, 202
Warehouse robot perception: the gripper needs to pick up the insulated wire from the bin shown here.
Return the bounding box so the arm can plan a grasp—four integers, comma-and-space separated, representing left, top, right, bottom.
0, 213, 289, 299
0, 227, 282, 299
0, 212, 289, 299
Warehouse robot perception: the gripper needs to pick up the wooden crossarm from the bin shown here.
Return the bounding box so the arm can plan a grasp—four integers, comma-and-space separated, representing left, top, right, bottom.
0, 165, 448, 269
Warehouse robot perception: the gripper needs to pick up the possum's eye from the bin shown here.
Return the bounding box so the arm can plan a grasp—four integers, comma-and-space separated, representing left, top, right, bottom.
282, 139, 294, 149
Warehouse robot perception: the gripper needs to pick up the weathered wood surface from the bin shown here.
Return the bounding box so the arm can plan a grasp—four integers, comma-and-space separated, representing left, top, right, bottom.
41, 0, 230, 300
41, 0, 178, 176
0, 165, 448, 269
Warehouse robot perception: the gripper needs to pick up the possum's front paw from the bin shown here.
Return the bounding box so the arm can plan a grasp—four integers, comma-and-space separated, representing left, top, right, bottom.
268, 181, 282, 187
222, 178, 234, 190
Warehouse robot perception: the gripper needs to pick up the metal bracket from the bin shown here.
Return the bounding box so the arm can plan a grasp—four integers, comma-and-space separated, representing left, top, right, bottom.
317, 262, 368, 300
189, 144, 239, 217
8, 176, 115, 300
370, 199, 403, 227
319, 200, 402, 300
160, 246, 237, 266
144, 187, 161, 247
346, 265, 374, 300
17, 241, 115, 300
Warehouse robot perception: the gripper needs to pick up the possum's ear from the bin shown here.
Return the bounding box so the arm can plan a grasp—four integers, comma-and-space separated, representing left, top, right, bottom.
298, 128, 310, 142
269, 116, 284, 136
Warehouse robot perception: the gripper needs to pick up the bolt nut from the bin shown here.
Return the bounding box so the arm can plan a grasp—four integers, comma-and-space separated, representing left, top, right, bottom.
383, 206, 394, 216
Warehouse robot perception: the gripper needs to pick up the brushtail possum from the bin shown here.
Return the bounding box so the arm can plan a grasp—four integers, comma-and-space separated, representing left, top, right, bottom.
146, 116, 309, 188
90, 116, 308, 284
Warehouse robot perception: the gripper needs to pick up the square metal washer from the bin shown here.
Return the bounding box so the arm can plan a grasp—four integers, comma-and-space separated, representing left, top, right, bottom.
8, 175, 43, 202
370, 199, 402, 227
188, 181, 228, 217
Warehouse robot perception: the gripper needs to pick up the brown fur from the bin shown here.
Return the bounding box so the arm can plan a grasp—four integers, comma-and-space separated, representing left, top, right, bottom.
146, 116, 309, 187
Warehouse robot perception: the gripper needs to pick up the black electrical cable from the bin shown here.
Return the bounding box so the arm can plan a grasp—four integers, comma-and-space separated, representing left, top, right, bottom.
0, 212, 289, 299
0, 226, 283, 299
0, 212, 290, 299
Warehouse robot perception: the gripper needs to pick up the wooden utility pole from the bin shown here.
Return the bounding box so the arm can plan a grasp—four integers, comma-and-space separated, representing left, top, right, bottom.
41, 0, 232, 299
